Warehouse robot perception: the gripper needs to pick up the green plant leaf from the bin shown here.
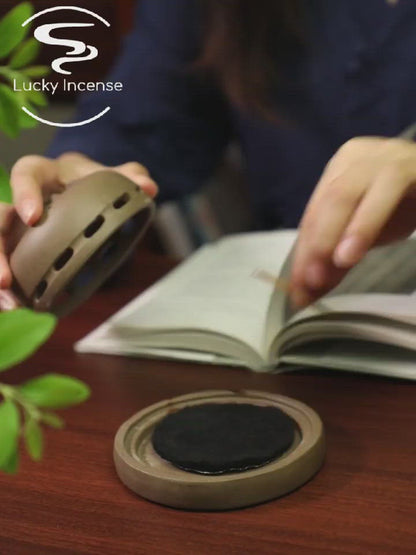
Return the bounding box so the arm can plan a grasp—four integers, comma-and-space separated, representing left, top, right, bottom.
0, 68, 48, 127
22, 66, 50, 78
0, 67, 29, 88
2, 449, 19, 475
0, 84, 20, 138
24, 417, 43, 461
40, 411, 65, 429
17, 99, 38, 129
0, 399, 20, 471
19, 104, 38, 129
9, 37, 40, 69
0, 310, 57, 372
0, 69, 41, 124
0, 66, 16, 83
19, 374, 90, 409
11, 89, 39, 130
0, 166, 12, 204
0, 3, 34, 60
25, 88, 47, 107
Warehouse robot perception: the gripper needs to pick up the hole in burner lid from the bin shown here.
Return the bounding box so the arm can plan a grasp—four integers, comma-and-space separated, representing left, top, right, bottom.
54, 247, 74, 271
84, 215, 105, 238
113, 193, 130, 210
34, 280, 48, 300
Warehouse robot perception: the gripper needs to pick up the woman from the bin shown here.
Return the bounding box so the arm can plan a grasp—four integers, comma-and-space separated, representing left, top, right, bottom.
1, 0, 415, 310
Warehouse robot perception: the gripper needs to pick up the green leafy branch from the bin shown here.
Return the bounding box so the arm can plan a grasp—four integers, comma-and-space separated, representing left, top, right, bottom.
0, 310, 90, 475
0, 2, 50, 204
0, 4, 90, 475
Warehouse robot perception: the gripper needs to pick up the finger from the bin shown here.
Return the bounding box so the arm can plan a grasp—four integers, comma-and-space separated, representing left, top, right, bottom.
115, 161, 150, 177
291, 261, 348, 308
11, 156, 63, 226
0, 204, 15, 288
56, 152, 106, 184
290, 137, 415, 307
375, 198, 416, 244
309, 137, 384, 207
115, 162, 159, 198
291, 288, 315, 309
0, 290, 20, 311
0, 253, 12, 289
290, 161, 373, 308
292, 166, 369, 291
333, 164, 414, 268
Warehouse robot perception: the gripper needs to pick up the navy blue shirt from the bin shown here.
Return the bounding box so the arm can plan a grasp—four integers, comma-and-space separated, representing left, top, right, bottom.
49, 0, 416, 228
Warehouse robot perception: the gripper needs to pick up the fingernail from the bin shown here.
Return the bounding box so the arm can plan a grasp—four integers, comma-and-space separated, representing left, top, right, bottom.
305, 262, 326, 290
137, 175, 158, 190
290, 288, 312, 309
0, 273, 11, 289
21, 200, 37, 225
0, 291, 18, 311
334, 236, 364, 268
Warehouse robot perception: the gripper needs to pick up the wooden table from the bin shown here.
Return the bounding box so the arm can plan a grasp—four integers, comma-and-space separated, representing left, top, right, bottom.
1, 251, 415, 555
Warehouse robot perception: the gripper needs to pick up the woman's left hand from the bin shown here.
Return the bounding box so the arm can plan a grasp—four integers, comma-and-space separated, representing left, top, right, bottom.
290, 136, 416, 307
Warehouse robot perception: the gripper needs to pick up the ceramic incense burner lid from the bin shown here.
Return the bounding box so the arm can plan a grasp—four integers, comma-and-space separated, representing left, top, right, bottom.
10, 171, 155, 316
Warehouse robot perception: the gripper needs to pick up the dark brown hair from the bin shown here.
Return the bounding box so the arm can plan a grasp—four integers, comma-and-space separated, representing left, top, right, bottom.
199, 0, 304, 116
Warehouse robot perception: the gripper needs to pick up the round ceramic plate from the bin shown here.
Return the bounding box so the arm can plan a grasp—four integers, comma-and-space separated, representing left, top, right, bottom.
114, 390, 325, 510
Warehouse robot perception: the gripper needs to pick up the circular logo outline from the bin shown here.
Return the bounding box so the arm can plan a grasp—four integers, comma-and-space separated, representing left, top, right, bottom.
21, 6, 112, 128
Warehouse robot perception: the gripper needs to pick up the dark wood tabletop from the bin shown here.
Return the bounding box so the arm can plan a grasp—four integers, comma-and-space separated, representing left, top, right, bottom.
1, 250, 415, 555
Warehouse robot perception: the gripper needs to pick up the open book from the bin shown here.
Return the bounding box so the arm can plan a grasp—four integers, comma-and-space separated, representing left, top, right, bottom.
76, 230, 416, 379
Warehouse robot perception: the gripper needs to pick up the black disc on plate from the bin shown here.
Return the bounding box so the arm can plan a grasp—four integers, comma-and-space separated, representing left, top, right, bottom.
152, 403, 296, 475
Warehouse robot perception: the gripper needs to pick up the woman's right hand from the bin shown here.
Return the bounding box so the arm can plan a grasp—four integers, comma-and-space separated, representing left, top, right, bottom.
0, 152, 158, 310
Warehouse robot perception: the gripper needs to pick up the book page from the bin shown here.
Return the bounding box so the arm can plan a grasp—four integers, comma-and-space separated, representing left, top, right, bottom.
280, 340, 416, 380
267, 239, 416, 363
112, 231, 297, 358
329, 239, 416, 297
245, 238, 416, 355
264, 244, 296, 351
280, 239, 416, 327
277, 307, 416, 351
285, 294, 416, 328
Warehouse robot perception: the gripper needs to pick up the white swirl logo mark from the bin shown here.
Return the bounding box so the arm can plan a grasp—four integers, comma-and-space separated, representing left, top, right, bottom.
34, 23, 98, 76
18, 6, 115, 128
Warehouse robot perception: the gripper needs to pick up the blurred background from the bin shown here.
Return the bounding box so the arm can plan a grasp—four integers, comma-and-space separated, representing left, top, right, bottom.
1, 0, 252, 258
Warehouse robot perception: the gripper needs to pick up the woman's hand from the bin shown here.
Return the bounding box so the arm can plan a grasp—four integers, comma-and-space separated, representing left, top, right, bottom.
0, 153, 158, 310
290, 136, 416, 307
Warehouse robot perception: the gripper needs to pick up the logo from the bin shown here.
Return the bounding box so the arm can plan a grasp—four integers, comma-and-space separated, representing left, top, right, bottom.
34, 23, 98, 76
14, 6, 123, 128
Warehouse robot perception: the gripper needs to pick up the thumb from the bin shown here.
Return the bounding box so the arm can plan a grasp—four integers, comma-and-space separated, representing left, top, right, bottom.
0, 204, 14, 288
0, 290, 21, 311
